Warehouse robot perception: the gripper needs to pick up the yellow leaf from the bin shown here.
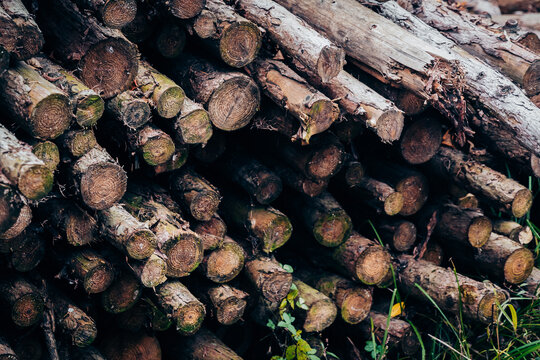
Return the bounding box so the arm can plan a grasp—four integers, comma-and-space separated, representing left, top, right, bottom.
507, 304, 518, 332
391, 302, 405, 318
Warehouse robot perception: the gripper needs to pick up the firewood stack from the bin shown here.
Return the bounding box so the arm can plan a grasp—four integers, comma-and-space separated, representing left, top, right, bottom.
0, 0, 539, 358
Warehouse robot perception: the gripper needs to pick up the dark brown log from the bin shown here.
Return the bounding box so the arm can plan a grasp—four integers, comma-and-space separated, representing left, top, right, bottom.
192, 214, 226, 251
101, 270, 141, 314
192, 283, 248, 325
58, 129, 98, 158
5, 225, 45, 272
27, 56, 105, 127
377, 218, 417, 252
0, 200, 31, 242
73, 0, 137, 28
156, 281, 206, 335
167, 328, 242, 360
106, 91, 152, 130
50, 291, 97, 347
0, 175, 28, 235
0, 0, 44, 60
155, 22, 186, 59
192, 131, 227, 163
123, 183, 203, 278
357, 311, 420, 356
173, 98, 213, 145
163, 0, 206, 19
268, 161, 328, 198
99, 204, 158, 260
449, 184, 480, 209
30, 141, 59, 172
191, 0, 261, 67
169, 168, 221, 221
493, 220, 534, 245
435, 203, 492, 248
397, 255, 507, 323
429, 146, 532, 218
347, 176, 404, 216
523, 268, 540, 297
71, 146, 127, 210
399, 116, 442, 165
136, 61, 185, 119
0, 62, 71, 140
420, 242, 444, 266
244, 255, 292, 303
292, 279, 337, 332
38, 198, 97, 246
129, 252, 168, 288
151, 147, 189, 175
247, 58, 339, 142
368, 161, 429, 216
0, 277, 43, 327
201, 236, 245, 283
0, 124, 53, 200
38, 0, 139, 98
220, 189, 292, 253
121, 5, 155, 44
497, 0, 540, 13
124, 124, 177, 166
100, 332, 161, 360
331, 119, 365, 145
164, 54, 260, 131
0, 337, 17, 360
116, 298, 172, 332
67, 249, 114, 294
70, 346, 106, 360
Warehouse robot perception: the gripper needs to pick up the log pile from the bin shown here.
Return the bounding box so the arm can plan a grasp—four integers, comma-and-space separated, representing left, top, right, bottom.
0, 0, 538, 359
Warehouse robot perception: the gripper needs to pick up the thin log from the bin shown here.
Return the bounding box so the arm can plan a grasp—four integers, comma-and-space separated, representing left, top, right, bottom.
292, 279, 337, 333
377, 218, 417, 252
163, 0, 206, 19
154, 22, 185, 59
173, 98, 213, 145
151, 147, 189, 175
6, 225, 45, 272
106, 90, 152, 130
73, 0, 137, 28
493, 220, 534, 245
121, 4, 155, 44
420, 242, 444, 266
192, 283, 248, 325
268, 161, 328, 198
0, 201, 31, 241
399, 116, 442, 165
435, 203, 492, 248
0, 0, 44, 60
30, 141, 59, 172
58, 129, 98, 158
0, 277, 43, 327
201, 236, 245, 283
244, 255, 292, 304
192, 214, 226, 251
348, 176, 404, 216
129, 252, 168, 288
67, 249, 114, 294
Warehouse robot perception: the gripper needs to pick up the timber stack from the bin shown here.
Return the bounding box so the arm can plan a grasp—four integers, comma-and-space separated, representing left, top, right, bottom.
0, 0, 538, 358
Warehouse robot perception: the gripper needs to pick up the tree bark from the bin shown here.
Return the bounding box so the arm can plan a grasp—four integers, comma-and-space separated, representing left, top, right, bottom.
27, 56, 105, 127
435, 202, 492, 248
164, 54, 260, 131
168, 328, 242, 360
38, 0, 139, 98
0, 62, 71, 140
524, 267, 540, 297
100, 332, 161, 360
267, 160, 328, 198
292, 279, 337, 333
0, 174, 28, 235
192, 214, 226, 251
497, 0, 540, 13
190, 0, 262, 68
58, 129, 98, 158
151, 147, 189, 175
172, 97, 213, 145
156, 281, 206, 335
0, 337, 17, 360
101, 270, 141, 314
99, 204, 158, 260
201, 236, 245, 283
192, 283, 248, 325
429, 146, 532, 218
397, 255, 508, 323
399, 116, 442, 165
162, 0, 206, 19
247, 58, 340, 142
0, 124, 53, 200
129, 252, 168, 288
0, 0, 44, 60
0, 277, 43, 328
169, 168, 221, 221
346, 176, 404, 216
116, 298, 172, 332
421, 242, 444, 266
106, 91, 152, 130
73, 0, 137, 28
0, 200, 31, 241
30, 140, 59, 172
377, 218, 417, 252
71, 146, 127, 210
244, 255, 292, 303
67, 249, 115, 294
493, 220, 533, 245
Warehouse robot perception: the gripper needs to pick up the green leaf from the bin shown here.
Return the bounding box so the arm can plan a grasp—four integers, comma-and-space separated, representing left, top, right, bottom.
297, 297, 309, 310
297, 339, 311, 353
286, 345, 297, 360
290, 283, 298, 291
277, 321, 287, 329
282, 264, 294, 273
308, 355, 320, 360
507, 303, 519, 332
267, 319, 276, 330
283, 312, 295, 323
326, 351, 339, 359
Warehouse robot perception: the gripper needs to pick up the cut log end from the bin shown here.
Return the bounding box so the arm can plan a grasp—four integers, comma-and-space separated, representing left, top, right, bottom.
102, 274, 141, 313
304, 299, 337, 333
344, 162, 365, 187
512, 189, 533, 218
12, 293, 44, 327
341, 288, 372, 324
305, 100, 340, 141
157, 86, 185, 119
376, 109, 405, 143
0, 204, 32, 240
206, 250, 244, 283
216, 296, 247, 326
126, 229, 157, 260
72, 322, 97, 348
32, 141, 60, 172
256, 177, 282, 204
85, 264, 114, 294
141, 135, 175, 166
102, 0, 138, 29
523, 60, 540, 97
79, 38, 138, 98
263, 272, 293, 303
176, 110, 213, 145
356, 246, 391, 285
208, 77, 260, 131
504, 248, 535, 284
302, 179, 328, 197
139, 255, 168, 287
176, 302, 205, 335
477, 291, 507, 324
31, 92, 72, 139
80, 163, 127, 210
396, 174, 429, 216
314, 212, 352, 247
120, 99, 151, 129
193, 216, 226, 251
220, 21, 262, 68
468, 217, 493, 248
166, 236, 204, 277
393, 221, 417, 252
66, 130, 98, 158
318, 45, 346, 83
250, 208, 292, 252
19, 164, 53, 200
400, 117, 442, 165
384, 192, 404, 216
169, 0, 205, 19
308, 143, 343, 180
191, 191, 221, 221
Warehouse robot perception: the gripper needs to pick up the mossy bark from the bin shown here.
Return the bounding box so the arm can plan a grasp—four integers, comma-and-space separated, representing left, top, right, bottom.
173, 97, 213, 145
67, 249, 115, 294
50, 291, 97, 347
192, 283, 248, 326
58, 129, 98, 158
292, 279, 337, 333
0, 0, 44, 60
31, 140, 59, 172
129, 252, 168, 288
493, 220, 533, 245
106, 90, 152, 130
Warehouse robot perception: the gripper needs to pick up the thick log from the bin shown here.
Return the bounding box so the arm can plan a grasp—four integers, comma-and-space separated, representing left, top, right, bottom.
244, 256, 292, 303
38, 198, 97, 246
397, 255, 507, 323
368, 161, 429, 216
377, 218, 417, 252
164, 54, 260, 131
38, 0, 139, 98
399, 116, 442, 165
0, 62, 71, 140
30, 141, 59, 172
435, 203, 492, 248
497, 0, 540, 13
155, 22, 186, 59
173, 98, 213, 145
192, 283, 248, 325
236, 0, 344, 83
0, 337, 16, 360
493, 220, 533, 245
73, 0, 137, 28
59, 129, 98, 158
100, 332, 161, 360
0, 124, 53, 200
292, 279, 337, 333
167, 328, 242, 360
191, 0, 261, 67
27, 56, 105, 127
136, 61, 185, 119
0, 175, 28, 235
163, 0, 205, 19
99, 204, 157, 260
67, 249, 114, 294
129, 252, 168, 288
169, 168, 221, 221
398, 0, 540, 97
101, 271, 141, 314
106, 91, 152, 130
71, 146, 127, 210
5, 225, 45, 272
357, 311, 420, 356
220, 189, 292, 253
429, 146, 532, 218
201, 236, 245, 283
0, 277, 43, 327
123, 183, 203, 278
248, 58, 339, 142
156, 281, 205, 335
192, 214, 226, 251
0, 0, 43, 60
